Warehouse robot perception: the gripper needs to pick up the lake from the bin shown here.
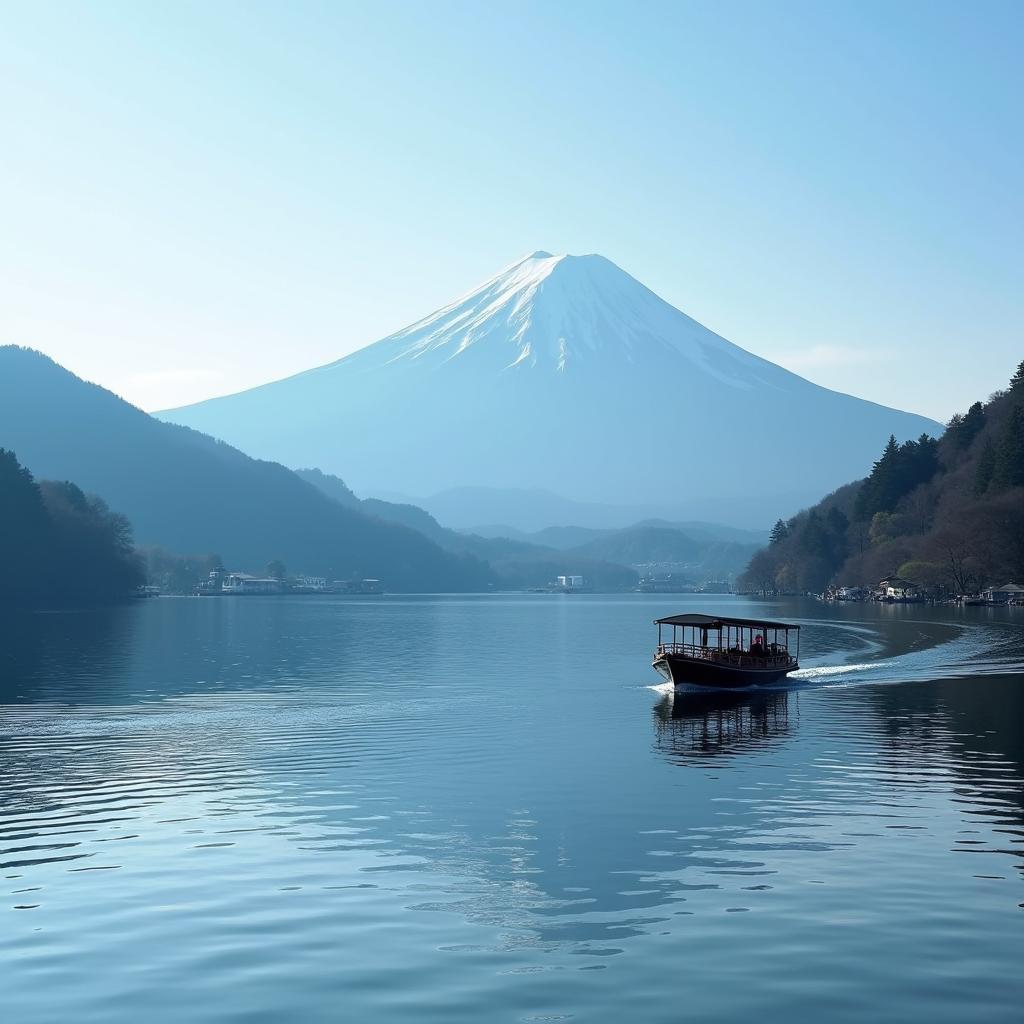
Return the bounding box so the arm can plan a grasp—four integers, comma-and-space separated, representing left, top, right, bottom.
2, 594, 1023, 1022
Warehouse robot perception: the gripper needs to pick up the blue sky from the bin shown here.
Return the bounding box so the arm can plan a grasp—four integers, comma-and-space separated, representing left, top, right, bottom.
1, 0, 1020, 419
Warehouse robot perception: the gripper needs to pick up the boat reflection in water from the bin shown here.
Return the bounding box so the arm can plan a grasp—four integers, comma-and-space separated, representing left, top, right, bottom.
653, 689, 794, 761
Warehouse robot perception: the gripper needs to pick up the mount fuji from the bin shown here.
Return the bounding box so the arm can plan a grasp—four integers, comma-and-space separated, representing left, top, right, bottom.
161, 252, 941, 524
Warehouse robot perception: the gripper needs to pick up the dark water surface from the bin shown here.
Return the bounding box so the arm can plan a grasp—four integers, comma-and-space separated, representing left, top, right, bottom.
2, 595, 1023, 1023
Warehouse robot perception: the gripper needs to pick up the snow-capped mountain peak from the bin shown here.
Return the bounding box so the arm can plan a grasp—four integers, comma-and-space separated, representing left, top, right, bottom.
161, 251, 941, 519
344, 250, 763, 380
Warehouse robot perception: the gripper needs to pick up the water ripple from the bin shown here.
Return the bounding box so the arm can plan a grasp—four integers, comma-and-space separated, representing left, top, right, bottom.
1, 596, 1022, 1023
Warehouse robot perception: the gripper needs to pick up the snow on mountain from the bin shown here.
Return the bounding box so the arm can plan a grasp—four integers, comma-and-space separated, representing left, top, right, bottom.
160, 252, 942, 523
308, 251, 777, 381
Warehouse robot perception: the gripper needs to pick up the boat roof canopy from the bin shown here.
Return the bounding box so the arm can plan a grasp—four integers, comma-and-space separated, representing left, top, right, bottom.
654, 613, 800, 630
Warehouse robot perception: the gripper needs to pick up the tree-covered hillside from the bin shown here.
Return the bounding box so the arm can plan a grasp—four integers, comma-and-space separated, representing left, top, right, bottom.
742, 361, 1024, 595
0, 347, 493, 592
0, 449, 143, 607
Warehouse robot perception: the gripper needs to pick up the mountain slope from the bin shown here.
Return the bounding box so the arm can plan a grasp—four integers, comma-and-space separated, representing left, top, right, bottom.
570, 525, 702, 564
295, 466, 639, 590
565, 524, 758, 574
161, 252, 941, 521
465, 518, 768, 549
0, 347, 493, 591
741, 361, 1024, 595
297, 467, 754, 581
394, 486, 773, 534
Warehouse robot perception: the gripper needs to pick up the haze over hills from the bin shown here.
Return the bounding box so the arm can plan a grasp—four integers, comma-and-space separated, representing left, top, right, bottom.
297, 468, 762, 583
162, 252, 942, 526
382, 485, 774, 537
375, 486, 706, 534
0, 347, 493, 592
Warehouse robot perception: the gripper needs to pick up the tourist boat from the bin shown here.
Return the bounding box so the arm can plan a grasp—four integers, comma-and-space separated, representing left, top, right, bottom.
653, 613, 800, 688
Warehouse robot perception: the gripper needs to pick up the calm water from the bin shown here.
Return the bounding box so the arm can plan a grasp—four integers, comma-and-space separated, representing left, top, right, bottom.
2, 595, 1023, 1023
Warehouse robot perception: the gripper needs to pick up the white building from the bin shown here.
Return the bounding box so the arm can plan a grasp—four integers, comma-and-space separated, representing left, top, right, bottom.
557, 575, 584, 590
878, 576, 921, 601
222, 573, 283, 594
291, 576, 328, 592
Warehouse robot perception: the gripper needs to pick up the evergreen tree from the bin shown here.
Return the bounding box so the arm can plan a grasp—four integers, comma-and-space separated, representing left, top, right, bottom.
855, 434, 939, 519
991, 405, 1024, 492
944, 412, 964, 444
1009, 359, 1024, 394
903, 434, 939, 490
855, 435, 901, 520
961, 401, 986, 443
945, 402, 985, 451
769, 519, 789, 545
974, 439, 996, 496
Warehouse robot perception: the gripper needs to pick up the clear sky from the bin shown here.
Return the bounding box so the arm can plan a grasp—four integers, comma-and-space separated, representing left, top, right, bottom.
1, 0, 1020, 421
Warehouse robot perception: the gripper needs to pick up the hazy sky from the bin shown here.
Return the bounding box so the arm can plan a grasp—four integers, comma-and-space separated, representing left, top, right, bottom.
1, 1, 1020, 420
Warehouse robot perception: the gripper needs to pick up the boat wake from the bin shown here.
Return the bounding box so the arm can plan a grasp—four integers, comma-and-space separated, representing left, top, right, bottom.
790, 660, 898, 682
647, 617, 1024, 695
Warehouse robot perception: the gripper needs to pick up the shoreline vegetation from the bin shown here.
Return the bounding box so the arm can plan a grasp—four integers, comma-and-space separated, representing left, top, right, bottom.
0, 448, 143, 609
740, 362, 1024, 599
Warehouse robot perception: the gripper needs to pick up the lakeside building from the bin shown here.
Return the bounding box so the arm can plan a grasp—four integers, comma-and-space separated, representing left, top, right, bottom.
878, 577, 923, 602
222, 573, 285, 594
982, 582, 1024, 604
291, 576, 329, 593
198, 572, 384, 596
557, 575, 584, 591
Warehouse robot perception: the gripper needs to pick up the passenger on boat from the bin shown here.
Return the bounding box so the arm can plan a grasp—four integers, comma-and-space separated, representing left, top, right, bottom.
750, 636, 765, 657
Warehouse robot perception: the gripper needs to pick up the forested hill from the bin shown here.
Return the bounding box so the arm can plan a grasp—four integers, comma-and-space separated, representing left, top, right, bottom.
0, 448, 143, 607
0, 347, 493, 592
741, 361, 1024, 595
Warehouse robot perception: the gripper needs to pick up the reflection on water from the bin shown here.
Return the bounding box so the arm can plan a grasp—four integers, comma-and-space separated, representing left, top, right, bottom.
653, 690, 794, 760
0, 606, 137, 697
1, 595, 1023, 1023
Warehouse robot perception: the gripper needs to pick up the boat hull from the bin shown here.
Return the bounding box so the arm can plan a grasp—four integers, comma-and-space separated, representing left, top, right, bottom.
653, 653, 797, 689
